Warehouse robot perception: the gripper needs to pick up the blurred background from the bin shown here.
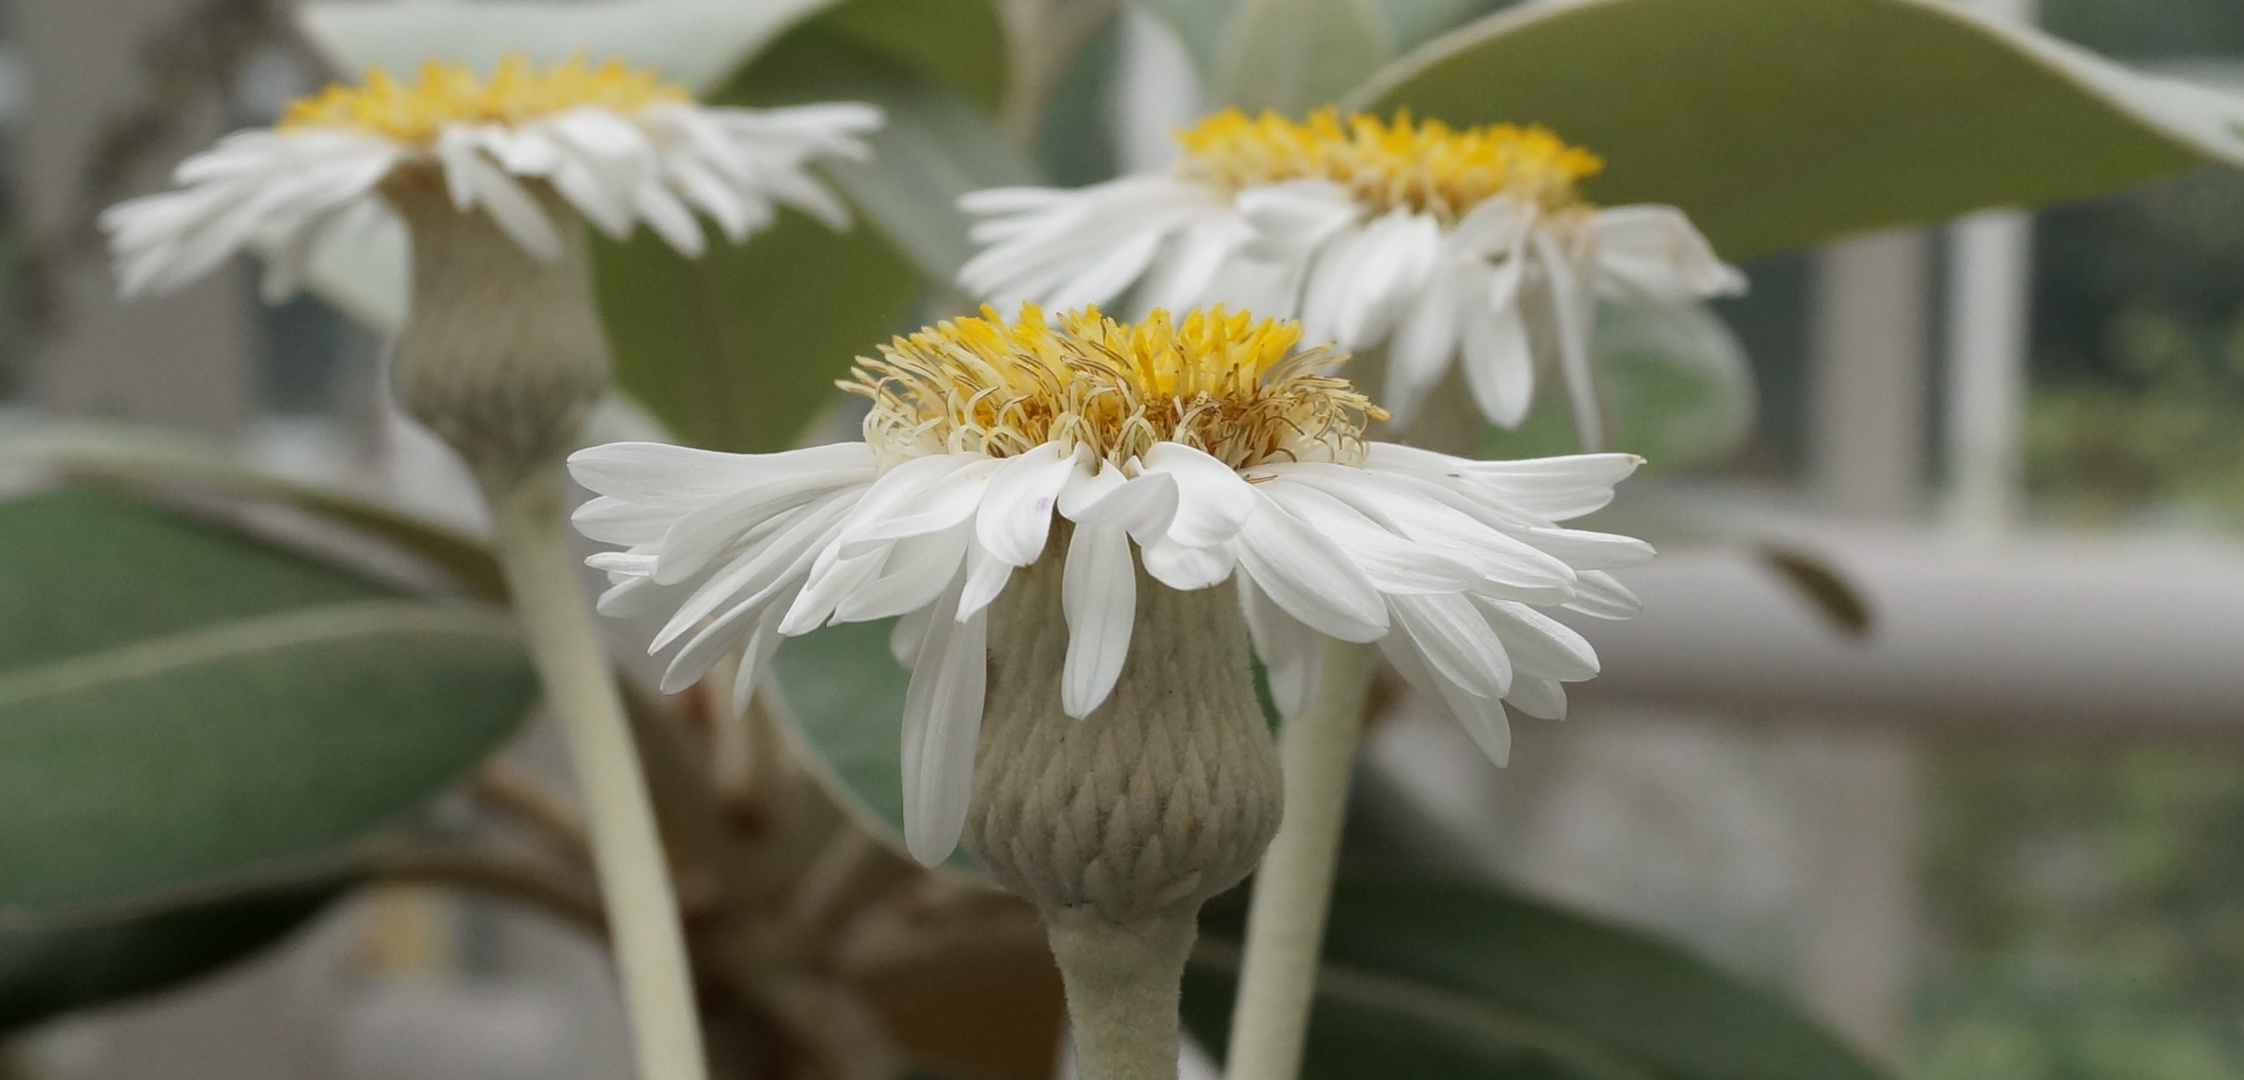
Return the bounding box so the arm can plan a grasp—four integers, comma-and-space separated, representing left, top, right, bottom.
8, 0, 2244, 1078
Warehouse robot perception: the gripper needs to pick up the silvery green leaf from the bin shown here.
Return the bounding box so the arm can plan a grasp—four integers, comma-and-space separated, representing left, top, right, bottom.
296, 0, 843, 94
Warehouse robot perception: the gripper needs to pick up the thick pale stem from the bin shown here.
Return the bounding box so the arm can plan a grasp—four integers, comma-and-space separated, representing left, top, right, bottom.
490, 474, 710, 1080
1049, 908, 1199, 1080
1222, 641, 1377, 1080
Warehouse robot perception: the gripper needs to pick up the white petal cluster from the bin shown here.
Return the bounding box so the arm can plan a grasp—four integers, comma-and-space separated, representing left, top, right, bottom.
102, 89, 878, 301
570, 433, 1648, 862
958, 119, 1744, 446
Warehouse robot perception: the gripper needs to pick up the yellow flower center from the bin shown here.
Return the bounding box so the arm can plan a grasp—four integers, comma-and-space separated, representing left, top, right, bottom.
279, 54, 690, 144
847, 305, 1384, 470
1174, 107, 1604, 222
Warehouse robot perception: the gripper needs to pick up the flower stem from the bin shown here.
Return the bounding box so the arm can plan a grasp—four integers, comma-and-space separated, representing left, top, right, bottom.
1222, 640, 1377, 1080
1048, 907, 1199, 1080
488, 471, 709, 1080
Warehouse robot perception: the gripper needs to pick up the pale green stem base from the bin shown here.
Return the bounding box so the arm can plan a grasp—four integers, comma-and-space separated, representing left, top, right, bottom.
1049, 906, 1199, 1080
1222, 641, 1377, 1080
489, 472, 709, 1080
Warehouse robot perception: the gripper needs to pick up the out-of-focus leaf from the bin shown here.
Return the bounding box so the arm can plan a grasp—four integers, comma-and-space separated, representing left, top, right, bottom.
1036, 9, 1125, 187
1142, 0, 1239, 82
1352, 0, 2244, 259
1186, 876, 1890, 1080
592, 211, 916, 454
763, 620, 981, 875
809, 0, 1012, 112
0, 425, 506, 600
1214, 0, 1394, 114
296, 0, 841, 94
0, 880, 347, 1033
1371, 0, 1502, 53
0, 489, 533, 918
1759, 544, 1874, 638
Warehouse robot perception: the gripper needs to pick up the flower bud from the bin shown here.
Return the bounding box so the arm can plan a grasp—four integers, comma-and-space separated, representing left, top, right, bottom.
385, 172, 611, 489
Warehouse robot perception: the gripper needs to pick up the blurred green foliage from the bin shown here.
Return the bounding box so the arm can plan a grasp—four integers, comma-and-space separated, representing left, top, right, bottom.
1919, 746, 2244, 1080
2025, 165, 2244, 526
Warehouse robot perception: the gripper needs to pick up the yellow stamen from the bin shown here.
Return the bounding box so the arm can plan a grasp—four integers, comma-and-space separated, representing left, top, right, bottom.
847, 306, 1385, 470
279, 54, 689, 144
1174, 107, 1604, 221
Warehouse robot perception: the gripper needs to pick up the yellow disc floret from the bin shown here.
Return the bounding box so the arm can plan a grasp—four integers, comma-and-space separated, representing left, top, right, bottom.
1174, 107, 1604, 221
280, 54, 689, 144
847, 305, 1384, 470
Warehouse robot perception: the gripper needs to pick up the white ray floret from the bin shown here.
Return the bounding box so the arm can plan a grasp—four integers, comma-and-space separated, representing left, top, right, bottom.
100, 54, 879, 302
958, 108, 1744, 446
570, 305, 1651, 865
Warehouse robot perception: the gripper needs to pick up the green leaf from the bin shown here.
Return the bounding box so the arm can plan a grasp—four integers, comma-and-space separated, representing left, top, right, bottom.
1352, 0, 2244, 259
1214, 0, 1395, 114
807, 0, 1013, 113
0, 880, 346, 1033
0, 489, 535, 918
593, 211, 918, 454
0, 425, 506, 600
295, 0, 843, 94
1141, 0, 1239, 81
1370, 0, 1502, 53
1187, 876, 1890, 1080
763, 620, 981, 875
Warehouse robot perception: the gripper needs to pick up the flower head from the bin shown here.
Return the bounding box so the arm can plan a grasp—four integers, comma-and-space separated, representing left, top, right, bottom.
571, 305, 1652, 865
102, 54, 880, 301
958, 108, 1744, 446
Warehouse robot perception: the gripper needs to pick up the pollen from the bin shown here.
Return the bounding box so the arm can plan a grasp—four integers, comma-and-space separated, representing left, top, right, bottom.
846, 305, 1385, 470
1174, 107, 1604, 222
279, 54, 689, 144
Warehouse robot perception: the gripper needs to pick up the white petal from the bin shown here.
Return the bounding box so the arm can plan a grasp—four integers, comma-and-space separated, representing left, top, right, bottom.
1384, 262, 1467, 429
1534, 229, 1604, 450
834, 523, 973, 622
1503, 675, 1568, 721
729, 609, 787, 717
1139, 442, 1254, 547
1139, 536, 1238, 592
834, 455, 1001, 557
974, 444, 1078, 566
891, 605, 935, 667
1238, 575, 1324, 722
1060, 466, 1179, 544
900, 579, 989, 866
1478, 597, 1599, 682
1379, 632, 1511, 766
955, 543, 1016, 622
1061, 522, 1136, 719
1232, 494, 1387, 642
1591, 204, 1746, 301
1390, 593, 1512, 699
1462, 254, 1534, 429
1564, 570, 1642, 620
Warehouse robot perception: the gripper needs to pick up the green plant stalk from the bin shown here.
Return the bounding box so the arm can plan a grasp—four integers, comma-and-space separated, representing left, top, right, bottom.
1223, 640, 1377, 1080
489, 472, 709, 1080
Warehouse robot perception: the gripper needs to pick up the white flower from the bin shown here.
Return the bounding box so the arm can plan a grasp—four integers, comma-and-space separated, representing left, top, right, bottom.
957, 108, 1745, 447
101, 54, 880, 301
569, 305, 1651, 865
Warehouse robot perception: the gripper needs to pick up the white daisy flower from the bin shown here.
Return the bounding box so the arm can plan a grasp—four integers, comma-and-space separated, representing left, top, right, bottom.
569, 304, 1652, 866
101, 54, 881, 302
957, 108, 1746, 447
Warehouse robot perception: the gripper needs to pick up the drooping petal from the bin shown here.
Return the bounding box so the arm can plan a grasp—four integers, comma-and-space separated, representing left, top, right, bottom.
1231, 494, 1387, 643
975, 443, 1079, 566
1238, 575, 1324, 722
1060, 522, 1137, 719
900, 577, 989, 866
